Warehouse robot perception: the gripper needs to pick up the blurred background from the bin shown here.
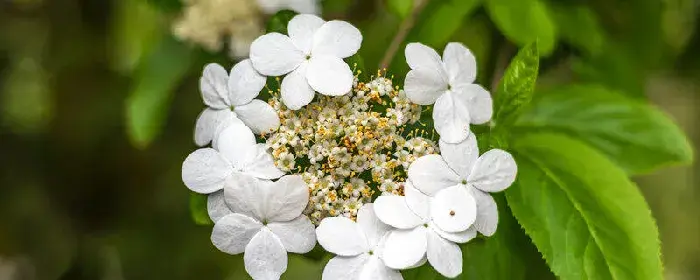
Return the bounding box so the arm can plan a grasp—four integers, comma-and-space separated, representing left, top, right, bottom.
0, 0, 698, 279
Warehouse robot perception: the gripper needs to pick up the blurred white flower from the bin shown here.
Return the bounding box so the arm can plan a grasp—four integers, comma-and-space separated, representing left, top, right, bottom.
373, 182, 477, 278
403, 42, 493, 143
212, 174, 316, 280
250, 14, 362, 109
409, 134, 517, 236
316, 204, 402, 280
182, 121, 283, 194
195, 60, 280, 146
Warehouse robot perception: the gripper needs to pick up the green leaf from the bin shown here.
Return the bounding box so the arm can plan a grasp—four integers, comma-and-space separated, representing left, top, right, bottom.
125, 35, 194, 149
189, 193, 212, 226
515, 84, 693, 174
143, 0, 182, 12
386, 0, 413, 18
485, 0, 556, 55
411, 0, 482, 47
266, 10, 298, 34
493, 42, 540, 128
507, 133, 663, 280
549, 3, 605, 55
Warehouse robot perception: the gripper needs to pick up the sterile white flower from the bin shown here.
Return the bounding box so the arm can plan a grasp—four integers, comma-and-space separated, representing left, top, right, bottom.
256, 0, 320, 15
250, 14, 362, 109
403, 42, 493, 143
409, 133, 517, 236
373, 183, 477, 278
195, 60, 280, 146
316, 203, 402, 280
212, 174, 316, 280
182, 121, 284, 194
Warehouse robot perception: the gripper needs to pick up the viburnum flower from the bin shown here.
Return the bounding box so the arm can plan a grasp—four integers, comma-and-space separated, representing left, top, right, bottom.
182, 120, 283, 194
195, 60, 280, 146
409, 134, 517, 236
249, 14, 362, 109
403, 42, 492, 143
316, 203, 402, 280
211, 174, 316, 280
373, 182, 477, 278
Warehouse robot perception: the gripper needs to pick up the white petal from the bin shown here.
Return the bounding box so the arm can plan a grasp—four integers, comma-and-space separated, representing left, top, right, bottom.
307, 55, 353, 96
430, 185, 476, 233
268, 215, 316, 254
194, 108, 235, 146
442, 42, 477, 86
242, 144, 285, 179
404, 69, 448, 105
438, 134, 479, 179
470, 188, 499, 236
181, 148, 232, 194
468, 149, 517, 192
403, 181, 430, 220
213, 121, 256, 168
373, 195, 425, 229
405, 43, 446, 74
235, 99, 281, 134
207, 190, 232, 223
407, 154, 460, 196
433, 91, 471, 144
316, 216, 368, 256
312, 20, 362, 58
200, 63, 230, 109
224, 174, 267, 221
426, 230, 462, 278
360, 256, 403, 280
250, 33, 304, 76
382, 227, 428, 270
454, 84, 493, 124
288, 14, 325, 54
322, 255, 368, 280
265, 175, 309, 222
244, 228, 288, 280
228, 59, 266, 106
211, 213, 262, 254
281, 63, 315, 110
357, 203, 391, 250
431, 223, 477, 244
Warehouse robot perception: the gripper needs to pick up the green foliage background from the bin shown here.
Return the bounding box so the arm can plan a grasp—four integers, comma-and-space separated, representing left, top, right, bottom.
0, 0, 698, 279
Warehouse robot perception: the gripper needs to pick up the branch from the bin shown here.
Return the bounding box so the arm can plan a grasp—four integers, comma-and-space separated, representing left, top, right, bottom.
379, 0, 431, 69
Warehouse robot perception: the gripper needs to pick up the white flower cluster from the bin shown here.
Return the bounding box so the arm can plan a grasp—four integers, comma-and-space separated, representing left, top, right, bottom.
180, 13, 517, 280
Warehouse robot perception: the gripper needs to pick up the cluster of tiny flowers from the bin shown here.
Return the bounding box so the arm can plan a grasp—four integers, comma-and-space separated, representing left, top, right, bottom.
264, 75, 435, 224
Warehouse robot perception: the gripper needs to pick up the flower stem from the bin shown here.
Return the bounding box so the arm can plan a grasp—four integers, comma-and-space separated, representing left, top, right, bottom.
379, 0, 431, 70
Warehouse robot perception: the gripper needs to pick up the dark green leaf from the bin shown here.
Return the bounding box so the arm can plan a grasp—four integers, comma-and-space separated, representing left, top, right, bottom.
549, 3, 605, 55
508, 133, 664, 280
126, 35, 194, 149
411, 0, 482, 47
386, 0, 413, 18
189, 193, 212, 226
266, 10, 299, 34
485, 0, 556, 55
515, 84, 693, 174
493, 42, 540, 128
143, 0, 182, 13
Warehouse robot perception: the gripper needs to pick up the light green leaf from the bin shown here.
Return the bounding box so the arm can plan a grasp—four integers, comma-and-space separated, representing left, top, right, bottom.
111, 0, 164, 73
515, 84, 693, 174
386, 0, 413, 18
507, 133, 663, 280
266, 10, 298, 34
411, 0, 482, 47
549, 3, 605, 55
126, 35, 194, 149
485, 0, 556, 55
493, 42, 540, 128
189, 193, 212, 226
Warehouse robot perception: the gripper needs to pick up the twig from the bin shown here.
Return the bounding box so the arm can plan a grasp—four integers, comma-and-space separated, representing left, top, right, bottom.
379, 0, 431, 69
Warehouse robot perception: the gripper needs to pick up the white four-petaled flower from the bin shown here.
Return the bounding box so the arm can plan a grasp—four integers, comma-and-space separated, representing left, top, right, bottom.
404, 42, 493, 144
250, 14, 362, 110
408, 134, 517, 236
182, 120, 284, 194
316, 203, 403, 280
211, 174, 316, 280
373, 182, 477, 278
195, 60, 280, 146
